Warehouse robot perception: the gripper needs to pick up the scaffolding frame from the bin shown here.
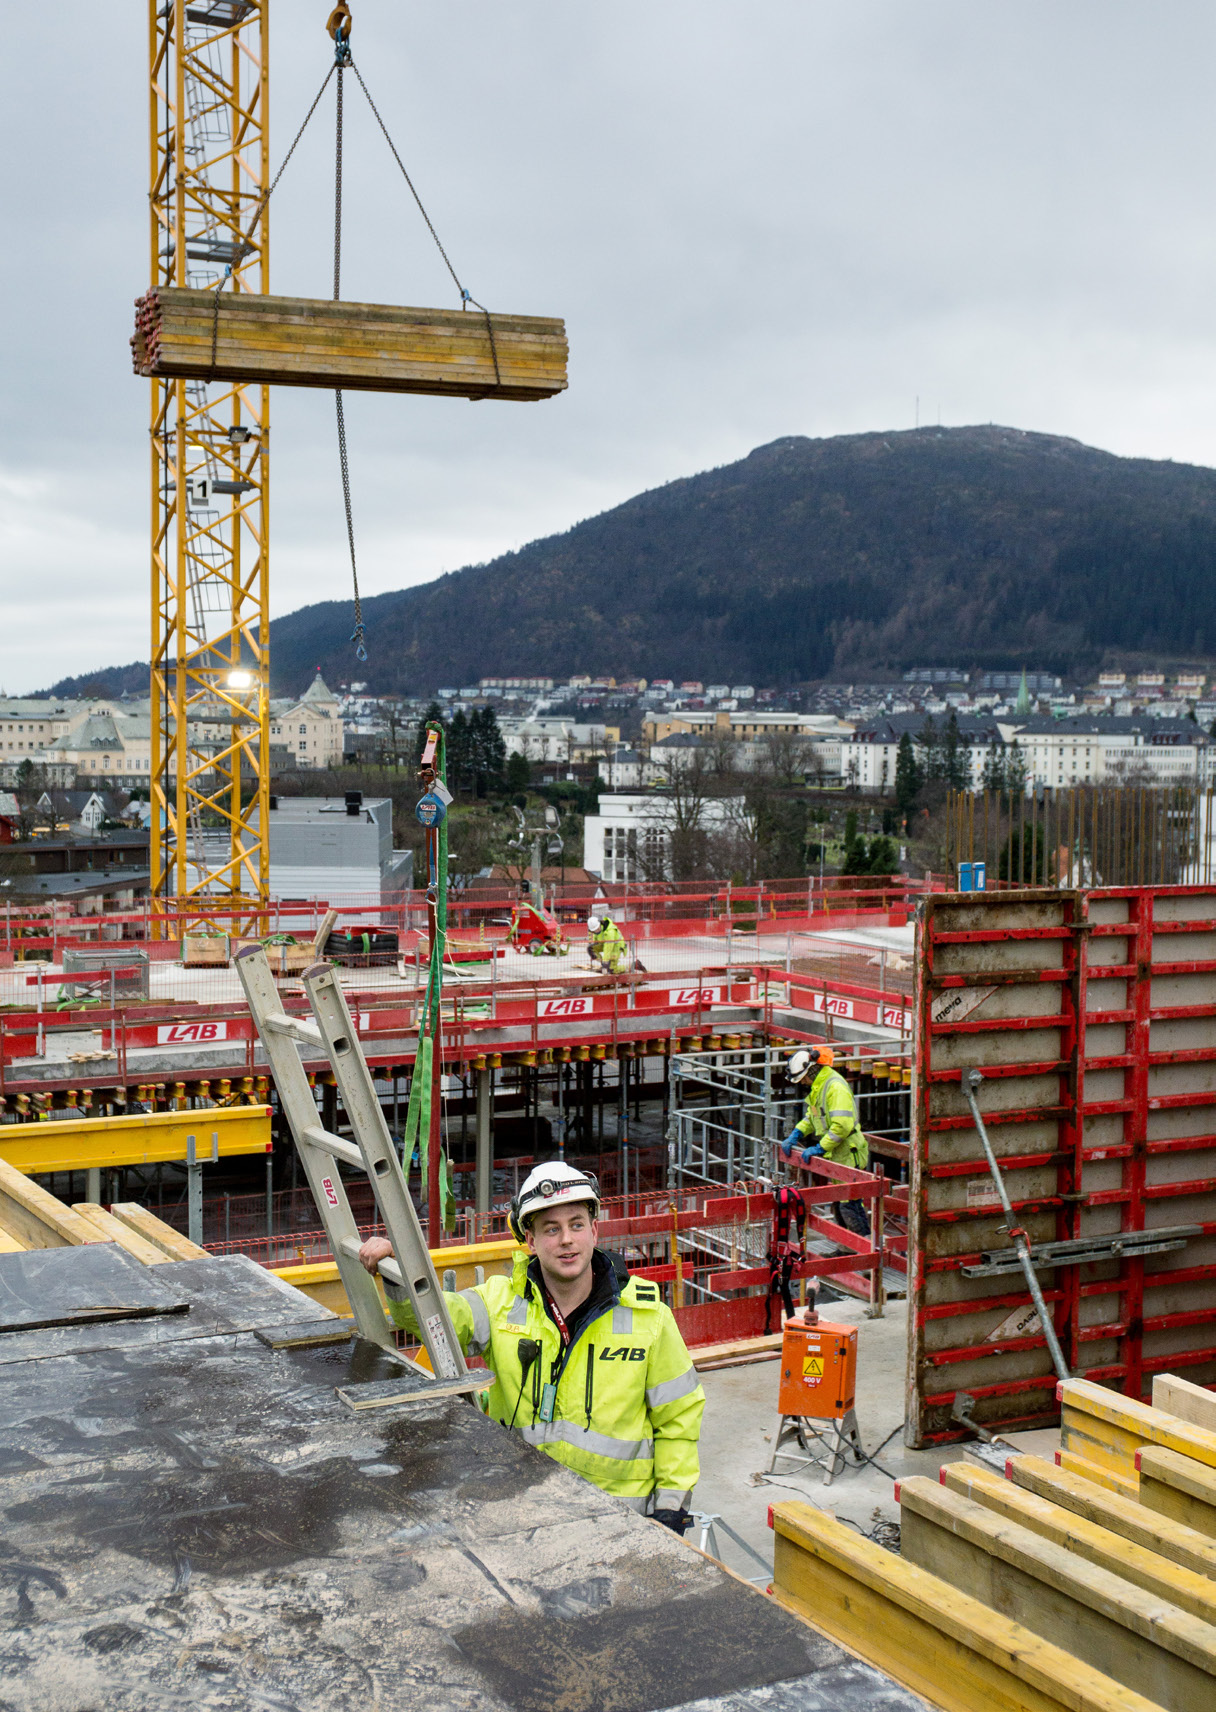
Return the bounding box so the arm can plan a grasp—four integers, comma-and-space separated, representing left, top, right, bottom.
149, 0, 270, 924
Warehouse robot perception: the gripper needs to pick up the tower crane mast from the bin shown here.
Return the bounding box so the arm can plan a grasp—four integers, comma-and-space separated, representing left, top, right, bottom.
148, 0, 270, 924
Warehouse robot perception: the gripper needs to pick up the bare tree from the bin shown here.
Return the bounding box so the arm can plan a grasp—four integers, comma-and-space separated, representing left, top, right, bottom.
757, 730, 818, 789
707, 726, 741, 779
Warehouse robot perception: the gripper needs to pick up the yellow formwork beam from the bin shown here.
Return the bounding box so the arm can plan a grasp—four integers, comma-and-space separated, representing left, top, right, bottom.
1060, 1376, 1216, 1481
0, 1106, 272, 1175
770, 1499, 1160, 1712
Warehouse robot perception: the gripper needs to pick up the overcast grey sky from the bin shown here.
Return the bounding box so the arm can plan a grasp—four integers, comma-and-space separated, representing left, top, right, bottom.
3, 3, 1216, 691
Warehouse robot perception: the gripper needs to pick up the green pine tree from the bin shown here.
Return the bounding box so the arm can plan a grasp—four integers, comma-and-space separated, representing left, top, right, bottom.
919, 714, 943, 781
1005, 738, 1028, 800
980, 742, 1007, 794
505, 750, 531, 794
895, 731, 922, 814
943, 709, 969, 790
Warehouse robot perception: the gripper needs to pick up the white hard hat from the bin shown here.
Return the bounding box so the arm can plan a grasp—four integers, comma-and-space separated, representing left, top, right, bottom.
586, 915, 602, 932
510, 1161, 601, 1241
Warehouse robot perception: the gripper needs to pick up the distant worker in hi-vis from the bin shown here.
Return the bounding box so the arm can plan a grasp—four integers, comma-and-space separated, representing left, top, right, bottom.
780, 1047, 872, 1235
586, 913, 628, 974
359, 1160, 704, 1534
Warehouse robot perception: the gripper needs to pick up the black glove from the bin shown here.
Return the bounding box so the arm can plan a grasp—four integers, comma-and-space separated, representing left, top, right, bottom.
651, 1507, 693, 1536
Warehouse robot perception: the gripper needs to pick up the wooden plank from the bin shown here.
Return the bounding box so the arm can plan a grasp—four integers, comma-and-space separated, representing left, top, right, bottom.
691, 1333, 783, 1369
70, 1204, 175, 1267
1060, 1376, 1216, 1477
0, 1228, 25, 1255
0, 1156, 103, 1251
899, 1475, 1216, 1708
941, 1461, 1216, 1626
1154, 1374, 1216, 1435
132, 288, 568, 402
1138, 1445, 1216, 1539
107, 1202, 209, 1261
1057, 1447, 1141, 1500
771, 1499, 1166, 1712
1010, 1451, 1216, 1580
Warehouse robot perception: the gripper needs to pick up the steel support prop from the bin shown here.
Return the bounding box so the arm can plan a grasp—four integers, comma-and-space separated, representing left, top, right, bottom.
963, 1068, 1069, 1382
475, 1066, 492, 1215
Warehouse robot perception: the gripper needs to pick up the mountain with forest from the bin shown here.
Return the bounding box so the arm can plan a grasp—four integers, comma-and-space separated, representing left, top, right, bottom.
44, 425, 1216, 697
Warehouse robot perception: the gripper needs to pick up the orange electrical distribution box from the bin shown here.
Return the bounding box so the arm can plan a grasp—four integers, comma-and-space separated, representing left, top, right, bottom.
778, 1317, 857, 1420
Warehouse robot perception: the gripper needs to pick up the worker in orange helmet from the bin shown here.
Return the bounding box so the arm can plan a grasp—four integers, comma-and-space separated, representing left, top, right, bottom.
780, 1046, 871, 1236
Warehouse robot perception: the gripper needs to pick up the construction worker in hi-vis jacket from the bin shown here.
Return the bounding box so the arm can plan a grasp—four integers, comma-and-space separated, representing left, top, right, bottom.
780, 1046, 872, 1236
586, 913, 628, 974
359, 1160, 704, 1533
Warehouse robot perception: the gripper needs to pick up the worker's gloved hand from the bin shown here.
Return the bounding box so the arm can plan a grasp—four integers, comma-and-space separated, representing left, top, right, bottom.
780, 1127, 803, 1159
800, 1143, 825, 1165
652, 1507, 693, 1536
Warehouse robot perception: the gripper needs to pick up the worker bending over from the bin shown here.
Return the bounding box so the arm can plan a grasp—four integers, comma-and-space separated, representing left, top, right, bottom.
359, 1160, 704, 1533
780, 1047, 871, 1236
586, 912, 628, 974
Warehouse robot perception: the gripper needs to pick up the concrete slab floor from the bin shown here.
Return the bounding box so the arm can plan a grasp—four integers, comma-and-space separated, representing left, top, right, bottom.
693, 1297, 980, 1584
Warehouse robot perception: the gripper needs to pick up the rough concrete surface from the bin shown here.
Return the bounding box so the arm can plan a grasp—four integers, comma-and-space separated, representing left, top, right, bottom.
0, 1251, 931, 1711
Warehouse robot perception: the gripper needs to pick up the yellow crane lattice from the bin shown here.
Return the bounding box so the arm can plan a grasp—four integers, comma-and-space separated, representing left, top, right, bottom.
148, 0, 270, 926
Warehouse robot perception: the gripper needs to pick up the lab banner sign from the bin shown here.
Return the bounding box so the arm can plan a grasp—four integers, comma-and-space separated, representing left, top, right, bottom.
156, 1020, 230, 1046
789, 984, 911, 1032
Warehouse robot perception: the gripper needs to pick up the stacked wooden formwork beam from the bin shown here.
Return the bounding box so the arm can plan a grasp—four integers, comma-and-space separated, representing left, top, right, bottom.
771, 1372, 1216, 1711
131, 287, 568, 401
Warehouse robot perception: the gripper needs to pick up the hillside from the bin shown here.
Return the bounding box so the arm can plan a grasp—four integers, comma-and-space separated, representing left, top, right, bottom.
46, 426, 1216, 696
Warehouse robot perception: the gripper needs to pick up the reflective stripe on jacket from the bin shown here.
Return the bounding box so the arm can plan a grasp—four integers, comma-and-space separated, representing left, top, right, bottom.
386, 1249, 703, 1510
591, 920, 628, 971
794, 1066, 869, 1169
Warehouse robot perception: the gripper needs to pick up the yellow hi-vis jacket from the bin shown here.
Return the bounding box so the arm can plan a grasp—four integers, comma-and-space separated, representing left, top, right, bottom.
386, 1250, 704, 1512
590, 918, 628, 973
794, 1066, 870, 1170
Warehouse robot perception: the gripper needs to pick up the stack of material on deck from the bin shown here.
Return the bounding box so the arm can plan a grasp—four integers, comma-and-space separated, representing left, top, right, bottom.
0, 1153, 208, 1262
1058, 1374, 1216, 1500
772, 1371, 1216, 1710
131, 287, 568, 401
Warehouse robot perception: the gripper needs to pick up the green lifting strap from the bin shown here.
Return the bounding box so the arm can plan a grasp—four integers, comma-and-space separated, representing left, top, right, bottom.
402, 722, 457, 1232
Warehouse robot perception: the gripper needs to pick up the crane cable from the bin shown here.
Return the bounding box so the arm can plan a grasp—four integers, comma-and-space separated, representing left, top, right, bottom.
203, 0, 501, 663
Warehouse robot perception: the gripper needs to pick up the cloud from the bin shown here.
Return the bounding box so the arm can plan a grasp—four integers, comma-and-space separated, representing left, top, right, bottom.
5, 2, 1216, 689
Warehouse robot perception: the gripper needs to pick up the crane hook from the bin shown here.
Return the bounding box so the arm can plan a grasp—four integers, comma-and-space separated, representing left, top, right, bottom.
326, 3, 352, 62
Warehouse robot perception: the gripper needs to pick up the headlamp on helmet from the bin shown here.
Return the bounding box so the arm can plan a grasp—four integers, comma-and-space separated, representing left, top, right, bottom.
508, 1160, 601, 1243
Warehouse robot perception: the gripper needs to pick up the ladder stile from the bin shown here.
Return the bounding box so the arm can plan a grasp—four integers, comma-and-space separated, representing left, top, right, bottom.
235, 944, 397, 1353
299, 960, 467, 1383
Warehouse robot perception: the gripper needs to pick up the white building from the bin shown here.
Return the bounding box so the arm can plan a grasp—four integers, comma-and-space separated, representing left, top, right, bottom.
498, 716, 608, 762
845, 714, 1212, 794
584, 793, 752, 882
269, 671, 344, 770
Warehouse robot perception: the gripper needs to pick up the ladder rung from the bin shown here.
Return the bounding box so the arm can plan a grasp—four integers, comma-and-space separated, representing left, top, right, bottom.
301, 1124, 364, 1169
263, 1011, 323, 1047
338, 1234, 405, 1290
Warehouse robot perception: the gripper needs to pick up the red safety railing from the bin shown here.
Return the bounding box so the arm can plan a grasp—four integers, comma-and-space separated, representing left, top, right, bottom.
203, 1170, 893, 1343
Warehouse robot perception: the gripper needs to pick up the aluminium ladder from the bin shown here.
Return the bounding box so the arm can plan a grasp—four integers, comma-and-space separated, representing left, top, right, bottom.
235, 944, 469, 1388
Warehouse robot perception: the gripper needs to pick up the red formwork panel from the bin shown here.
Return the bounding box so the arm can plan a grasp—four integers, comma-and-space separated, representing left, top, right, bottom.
907, 885, 1216, 1446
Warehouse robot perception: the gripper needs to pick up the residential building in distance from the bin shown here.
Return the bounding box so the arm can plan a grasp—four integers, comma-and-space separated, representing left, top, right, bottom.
642, 708, 850, 744
269, 671, 344, 771
583, 792, 751, 882
845, 713, 1212, 793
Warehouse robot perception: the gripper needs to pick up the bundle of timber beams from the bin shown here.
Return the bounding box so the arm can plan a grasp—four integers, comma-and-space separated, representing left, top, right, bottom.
131, 287, 567, 401
770, 1373, 1216, 1711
